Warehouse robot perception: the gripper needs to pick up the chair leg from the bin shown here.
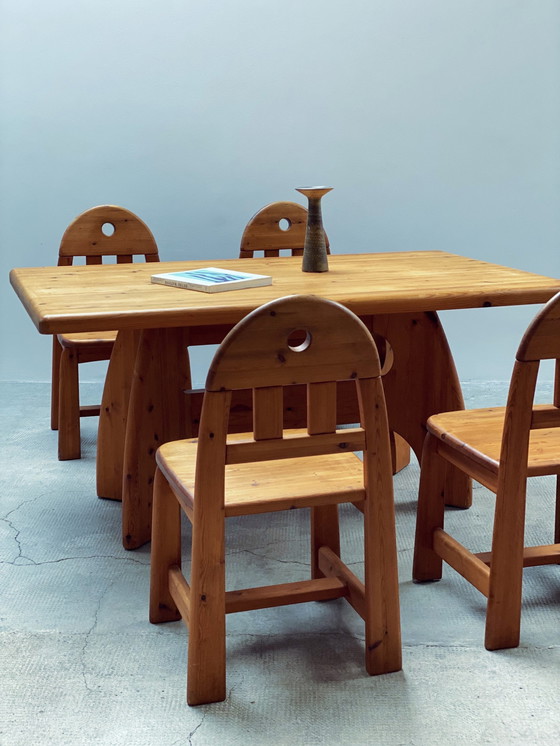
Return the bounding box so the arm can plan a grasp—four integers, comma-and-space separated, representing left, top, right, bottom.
555, 476, 560, 545
412, 433, 446, 582
187, 511, 226, 706
51, 336, 62, 430
149, 468, 182, 624
484, 480, 527, 651
363, 481, 402, 675
58, 347, 81, 460
310, 505, 340, 579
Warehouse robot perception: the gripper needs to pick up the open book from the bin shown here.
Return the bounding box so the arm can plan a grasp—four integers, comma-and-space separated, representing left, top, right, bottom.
151, 267, 272, 293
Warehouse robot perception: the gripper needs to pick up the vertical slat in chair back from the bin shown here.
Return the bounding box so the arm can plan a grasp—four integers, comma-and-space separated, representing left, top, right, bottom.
307, 381, 338, 434
58, 205, 160, 265
197, 295, 382, 473
239, 201, 330, 258
253, 387, 283, 440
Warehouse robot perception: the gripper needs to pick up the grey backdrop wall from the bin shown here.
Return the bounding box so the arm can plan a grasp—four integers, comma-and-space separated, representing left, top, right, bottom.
2, 0, 559, 386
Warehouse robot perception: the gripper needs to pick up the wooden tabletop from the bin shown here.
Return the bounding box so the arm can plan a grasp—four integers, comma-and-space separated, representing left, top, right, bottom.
10, 251, 560, 334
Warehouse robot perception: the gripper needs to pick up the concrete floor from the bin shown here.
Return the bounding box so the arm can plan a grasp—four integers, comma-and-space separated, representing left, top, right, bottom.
1, 381, 559, 746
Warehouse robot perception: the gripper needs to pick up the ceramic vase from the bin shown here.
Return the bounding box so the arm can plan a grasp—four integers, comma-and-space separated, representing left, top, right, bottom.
295, 186, 332, 272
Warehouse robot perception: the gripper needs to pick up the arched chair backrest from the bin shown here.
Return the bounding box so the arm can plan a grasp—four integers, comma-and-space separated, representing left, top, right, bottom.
239, 201, 330, 258
206, 295, 379, 392
500, 290, 560, 468
58, 205, 160, 266
516, 290, 560, 363
194, 295, 385, 479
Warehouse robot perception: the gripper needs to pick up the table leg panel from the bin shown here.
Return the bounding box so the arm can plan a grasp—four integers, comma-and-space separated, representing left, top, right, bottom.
121, 327, 192, 549
97, 329, 141, 501
369, 312, 472, 509
114, 310, 471, 550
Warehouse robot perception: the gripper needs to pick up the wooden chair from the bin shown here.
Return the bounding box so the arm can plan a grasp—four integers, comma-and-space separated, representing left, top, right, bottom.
413, 290, 560, 650
150, 294, 402, 705
239, 200, 329, 257
240, 200, 410, 473
51, 205, 159, 460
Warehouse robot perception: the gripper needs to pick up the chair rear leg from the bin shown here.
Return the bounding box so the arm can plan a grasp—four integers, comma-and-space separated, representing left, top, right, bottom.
51, 336, 62, 430
187, 516, 226, 706
149, 468, 182, 624
413, 433, 446, 581
311, 505, 340, 579
555, 476, 560, 545
485, 566, 523, 650
58, 347, 81, 460
363, 489, 402, 675
484, 482, 527, 650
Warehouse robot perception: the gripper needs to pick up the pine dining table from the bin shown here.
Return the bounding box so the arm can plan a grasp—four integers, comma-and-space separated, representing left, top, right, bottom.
10, 251, 560, 549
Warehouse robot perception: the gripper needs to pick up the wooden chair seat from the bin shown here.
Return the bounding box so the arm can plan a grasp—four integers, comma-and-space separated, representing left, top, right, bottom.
428, 405, 560, 480
150, 295, 401, 705
157, 433, 365, 517
413, 290, 560, 651
51, 206, 159, 460
57, 330, 118, 347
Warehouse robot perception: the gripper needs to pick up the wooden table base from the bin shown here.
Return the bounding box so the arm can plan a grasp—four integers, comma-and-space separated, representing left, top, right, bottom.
97, 311, 471, 549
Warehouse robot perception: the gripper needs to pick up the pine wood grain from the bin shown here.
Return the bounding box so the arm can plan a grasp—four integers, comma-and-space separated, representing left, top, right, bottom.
157, 444, 367, 516
11, 252, 559, 335
150, 295, 401, 705
428, 406, 560, 476
239, 200, 330, 258
413, 290, 560, 651
51, 205, 160, 460
12, 250, 559, 549
96, 329, 141, 500
224, 576, 346, 613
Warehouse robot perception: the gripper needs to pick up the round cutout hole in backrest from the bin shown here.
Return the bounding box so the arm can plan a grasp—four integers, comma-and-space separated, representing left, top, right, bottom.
101, 222, 115, 237
287, 329, 311, 352
278, 218, 291, 232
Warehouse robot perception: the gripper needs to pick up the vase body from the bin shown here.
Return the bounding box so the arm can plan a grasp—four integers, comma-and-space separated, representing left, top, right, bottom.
296, 187, 332, 272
